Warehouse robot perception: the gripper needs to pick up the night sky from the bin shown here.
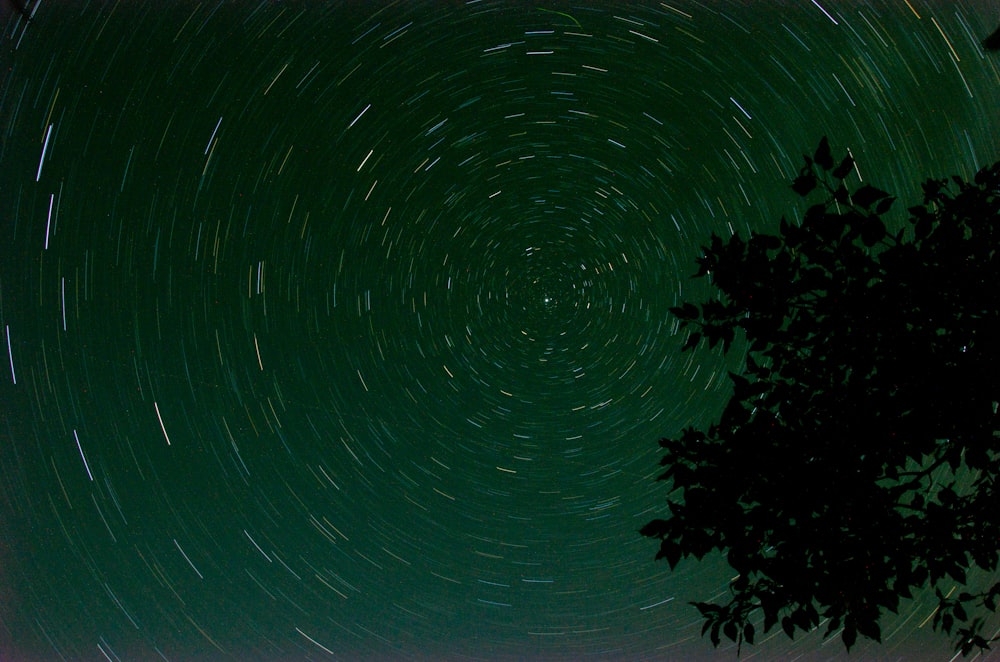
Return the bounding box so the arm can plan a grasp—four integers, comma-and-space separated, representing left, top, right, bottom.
2, 1, 1000, 660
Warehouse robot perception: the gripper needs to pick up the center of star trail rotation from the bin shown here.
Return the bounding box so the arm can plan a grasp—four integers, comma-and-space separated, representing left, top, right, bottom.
1, 1, 998, 660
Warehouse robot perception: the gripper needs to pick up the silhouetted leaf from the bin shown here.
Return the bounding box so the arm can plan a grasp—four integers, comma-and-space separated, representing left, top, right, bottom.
692, 602, 721, 618
852, 184, 889, 208
914, 213, 933, 240
825, 615, 842, 637
730, 372, 751, 399
984, 25, 1000, 50
753, 233, 781, 250
861, 217, 886, 247
682, 332, 702, 351
720, 326, 736, 353
833, 154, 854, 179
656, 541, 683, 569
858, 618, 881, 643
814, 136, 834, 170
792, 173, 817, 196
951, 565, 967, 585
875, 196, 895, 215
842, 624, 857, 650
922, 177, 945, 200
639, 519, 669, 538
833, 184, 850, 204
763, 606, 778, 634
670, 303, 700, 321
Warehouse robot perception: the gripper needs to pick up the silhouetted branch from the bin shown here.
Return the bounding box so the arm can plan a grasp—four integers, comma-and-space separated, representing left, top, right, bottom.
645, 138, 1000, 657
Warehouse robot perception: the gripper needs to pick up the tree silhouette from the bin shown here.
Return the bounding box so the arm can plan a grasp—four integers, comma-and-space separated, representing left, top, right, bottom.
642, 137, 1000, 655
983, 25, 1000, 51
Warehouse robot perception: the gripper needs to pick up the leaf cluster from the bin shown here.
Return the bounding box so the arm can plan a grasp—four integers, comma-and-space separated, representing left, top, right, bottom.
644, 137, 1000, 655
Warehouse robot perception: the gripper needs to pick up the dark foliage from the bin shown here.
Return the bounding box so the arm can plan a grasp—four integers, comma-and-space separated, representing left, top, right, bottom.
984, 25, 1000, 51
642, 138, 1000, 655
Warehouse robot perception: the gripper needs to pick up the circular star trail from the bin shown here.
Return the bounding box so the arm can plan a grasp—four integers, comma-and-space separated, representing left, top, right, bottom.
1, 2, 999, 660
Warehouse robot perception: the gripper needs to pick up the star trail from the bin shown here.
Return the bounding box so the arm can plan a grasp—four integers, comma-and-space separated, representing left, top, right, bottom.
1, 1, 999, 660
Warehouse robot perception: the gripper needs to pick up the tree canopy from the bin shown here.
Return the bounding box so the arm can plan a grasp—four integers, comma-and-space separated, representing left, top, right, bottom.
642, 137, 1000, 655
